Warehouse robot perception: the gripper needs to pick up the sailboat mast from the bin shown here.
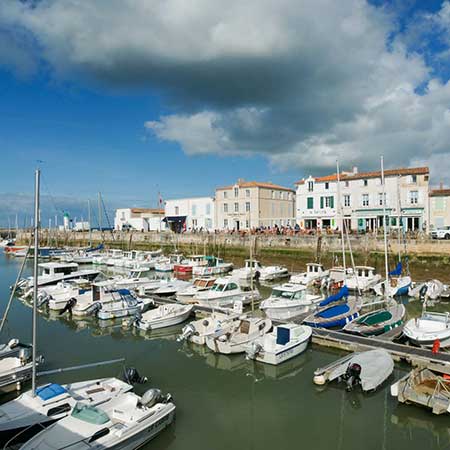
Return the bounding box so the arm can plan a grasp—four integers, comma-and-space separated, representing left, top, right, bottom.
88, 199, 92, 246
381, 157, 389, 289
32, 169, 40, 397
98, 192, 102, 233
336, 160, 346, 271
396, 175, 401, 262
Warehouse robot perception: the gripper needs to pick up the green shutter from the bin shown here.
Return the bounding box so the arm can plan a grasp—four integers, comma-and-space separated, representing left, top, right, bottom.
330, 196, 334, 208
307, 197, 314, 209
320, 197, 324, 209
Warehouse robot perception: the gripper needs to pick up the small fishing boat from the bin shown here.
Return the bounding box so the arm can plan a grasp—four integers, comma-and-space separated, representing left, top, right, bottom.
245, 323, 312, 365
231, 259, 263, 280
97, 296, 154, 320
403, 311, 450, 347
194, 277, 260, 308
345, 266, 381, 292
192, 256, 233, 276
152, 278, 191, 297
134, 304, 193, 331
176, 277, 216, 303
173, 254, 207, 274
258, 265, 289, 282
290, 263, 328, 286
19, 388, 175, 449
154, 254, 184, 272
206, 317, 272, 354
343, 302, 405, 336
313, 349, 394, 392
409, 280, 448, 300
373, 262, 411, 297
260, 283, 322, 321
391, 368, 450, 414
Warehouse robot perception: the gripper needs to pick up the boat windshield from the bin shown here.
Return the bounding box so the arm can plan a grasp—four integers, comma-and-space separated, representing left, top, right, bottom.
71, 403, 110, 425
272, 289, 294, 300
210, 283, 226, 292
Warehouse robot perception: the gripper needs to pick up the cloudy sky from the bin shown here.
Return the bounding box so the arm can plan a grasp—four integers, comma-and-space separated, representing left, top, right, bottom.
0, 0, 449, 226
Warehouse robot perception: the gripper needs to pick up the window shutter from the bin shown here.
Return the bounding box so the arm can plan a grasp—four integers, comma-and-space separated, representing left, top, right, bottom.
320, 197, 324, 209
330, 196, 334, 208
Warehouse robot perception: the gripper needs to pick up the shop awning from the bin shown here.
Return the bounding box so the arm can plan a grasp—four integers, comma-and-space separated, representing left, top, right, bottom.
163, 216, 187, 223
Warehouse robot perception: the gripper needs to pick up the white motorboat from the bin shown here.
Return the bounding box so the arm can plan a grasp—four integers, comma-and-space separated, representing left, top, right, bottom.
0, 378, 132, 434
154, 254, 184, 272
19, 262, 100, 292
194, 277, 260, 308
173, 254, 208, 274
245, 323, 312, 365
20, 388, 175, 450
152, 278, 191, 297
206, 317, 272, 354
409, 280, 448, 300
403, 312, 450, 347
177, 310, 241, 345
231, 259, 263, 280
290, 263, 328, 286
111, 269, 155, 290
345, 266, 381, 292
258, 265, 289, 282
134, 304, 194, 331
105, 249, 125, 266
260, 283, 322, 321
97, 296, 154, 320
36, 279, 92, 308
192, 257, 233, 276
176, 277, 216, 303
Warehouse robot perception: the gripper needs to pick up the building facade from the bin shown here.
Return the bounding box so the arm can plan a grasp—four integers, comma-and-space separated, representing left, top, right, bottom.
164, 197, 215, 232
296, 167, 429, 232
114, 208, 165, 231
429, 188, 450, 229
215, 180, 295, 230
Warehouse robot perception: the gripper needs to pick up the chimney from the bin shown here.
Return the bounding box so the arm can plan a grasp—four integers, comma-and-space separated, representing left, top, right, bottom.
352, 166, 358, 174
440, 180, 444, 190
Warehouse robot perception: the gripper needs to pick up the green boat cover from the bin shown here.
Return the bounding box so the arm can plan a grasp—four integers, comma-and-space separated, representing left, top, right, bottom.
358, 310, 392, 326
72, 403, 110, 425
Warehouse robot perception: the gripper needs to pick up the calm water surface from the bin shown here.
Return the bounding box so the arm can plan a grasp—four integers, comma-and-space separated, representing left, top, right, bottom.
0, 253, 449, 450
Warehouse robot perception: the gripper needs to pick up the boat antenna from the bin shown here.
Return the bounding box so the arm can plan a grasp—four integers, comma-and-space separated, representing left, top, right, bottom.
336, 160, 346, 273
381, 156, 390, 299
32, 168, 40, 397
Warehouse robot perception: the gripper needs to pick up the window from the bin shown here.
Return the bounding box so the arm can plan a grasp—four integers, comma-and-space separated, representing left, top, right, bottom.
246, 189, 250, 197
307, 181, 314, 192
191, 204, 197, 216
234, 202, 239, 212
245, 220, 249, 228
121, 212, 125, 220
378, 193, 386, 206
363, 179, 368, 187
223, 203, 228, 213
272, 190, 276, 199
325, 182, 329, 190
175, 206, 179, 215
345, 181, 349, 188
411, 175, 417, 184
344, 195, 350, 207
223, 191, 227, 198
320, 196, 334, 208
192, 219, 197, 227
362, 194, 369, 206
234, 187, 239, 197
224, 219, 228, 228
409, 190, 418, 204
206, 203, 211, 215
245, 202, 250, 212
425, 175, 429, 181
307, 197, 314, 209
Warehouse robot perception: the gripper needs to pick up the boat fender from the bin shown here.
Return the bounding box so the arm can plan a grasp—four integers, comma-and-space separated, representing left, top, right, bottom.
313, 374, 326, 385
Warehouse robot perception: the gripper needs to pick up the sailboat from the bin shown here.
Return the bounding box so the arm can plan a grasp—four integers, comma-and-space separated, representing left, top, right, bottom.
0, 170, 133, 439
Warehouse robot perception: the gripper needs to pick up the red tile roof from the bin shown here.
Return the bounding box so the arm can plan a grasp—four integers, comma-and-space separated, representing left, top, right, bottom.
131, 208, 164, 214
216, 180, 295, 193
430, 189, 450, 197
296, 167, 429, 185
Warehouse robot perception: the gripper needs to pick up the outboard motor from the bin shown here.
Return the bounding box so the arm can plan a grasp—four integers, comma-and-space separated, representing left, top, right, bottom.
177, 323, 196, 342
246, 342, 263, 361
37, 292, 50, 308
254, 271, 260, 281
342, 363, 362, 391
140, 388, 172, 408
419, 284, 428, 302
123, 367, 148, 385
59, 298, 77, 315
7, 338, 19, 349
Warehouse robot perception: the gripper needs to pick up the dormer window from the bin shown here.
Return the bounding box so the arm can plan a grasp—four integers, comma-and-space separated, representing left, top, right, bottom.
363, 179, 368, 187
307, 181, 314, 192
234, 187, 239, 197
325, 182, 329, 190
411, 175, 417, 184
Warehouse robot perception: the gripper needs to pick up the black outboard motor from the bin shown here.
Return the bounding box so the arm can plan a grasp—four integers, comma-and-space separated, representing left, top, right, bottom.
59, 298, 77, 315
419, 284, 428, 302
123, 367, 148, 385
254, 270, 260, 281
342, 363, 362, 391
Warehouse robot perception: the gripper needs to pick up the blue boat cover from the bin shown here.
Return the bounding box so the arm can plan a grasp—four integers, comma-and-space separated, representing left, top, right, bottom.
117, 289, 131, 296
319, 285, 349, 307
389, 262, 402, 276
276, 327, 290, 345
36, 383, 67, 401
317, 303, 350, 319
86, 244, 104, 253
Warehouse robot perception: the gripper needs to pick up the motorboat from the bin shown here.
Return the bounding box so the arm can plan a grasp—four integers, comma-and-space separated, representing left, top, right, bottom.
192, 256, 233, 276
154, 254, 184, 272
206, 317, 272, 354
18, 262, 100, 292
260, 283, 322, 321
409, 280, 448, 300
343, 302, 405, 336
194, 277, 260, 308
20, 388, 175, 450
177, 310, 241, 345
313, 349, 394, 392
373, 262, 411, 297
245, 323, 312, 365
97, 295, 154, 320
176, 277, 216, 303
391, 368, 450, 414
258, 265, 289, 282
35, 279, 93, 308
344, 266, 381, 292
173, 254, 207, 274
231, 259, 263, 280
290, 263, 328, 286
0, 378, 132, 434
403, 311, 450, 347
134, 304, 194, 331
152, 278, 191, 297
111, 269, 155, 290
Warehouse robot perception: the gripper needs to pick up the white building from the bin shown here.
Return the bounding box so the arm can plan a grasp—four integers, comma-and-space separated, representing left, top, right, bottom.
164, 197, 215, 232
114, 208, 165, 231
296, 166, 429, 232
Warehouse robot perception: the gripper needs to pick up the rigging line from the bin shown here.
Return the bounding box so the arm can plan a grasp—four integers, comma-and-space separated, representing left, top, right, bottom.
40, 175, 64, 216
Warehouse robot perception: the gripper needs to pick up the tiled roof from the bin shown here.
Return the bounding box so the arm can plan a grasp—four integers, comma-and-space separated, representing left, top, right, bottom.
216, 181, 295, 193
131, 208, 164, 214
430, 189, 450, 197
296, 167, 429, 185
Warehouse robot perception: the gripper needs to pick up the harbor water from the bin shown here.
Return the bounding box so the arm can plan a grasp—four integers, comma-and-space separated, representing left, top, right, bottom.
1, 253, 449, 450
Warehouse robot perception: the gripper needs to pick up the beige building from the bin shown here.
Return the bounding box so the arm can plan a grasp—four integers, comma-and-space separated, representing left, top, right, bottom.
215, 180, 295, 230
429, 188, 450, 229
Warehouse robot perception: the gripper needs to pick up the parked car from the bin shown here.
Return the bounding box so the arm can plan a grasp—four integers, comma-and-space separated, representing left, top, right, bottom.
431, 226, 450, 239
